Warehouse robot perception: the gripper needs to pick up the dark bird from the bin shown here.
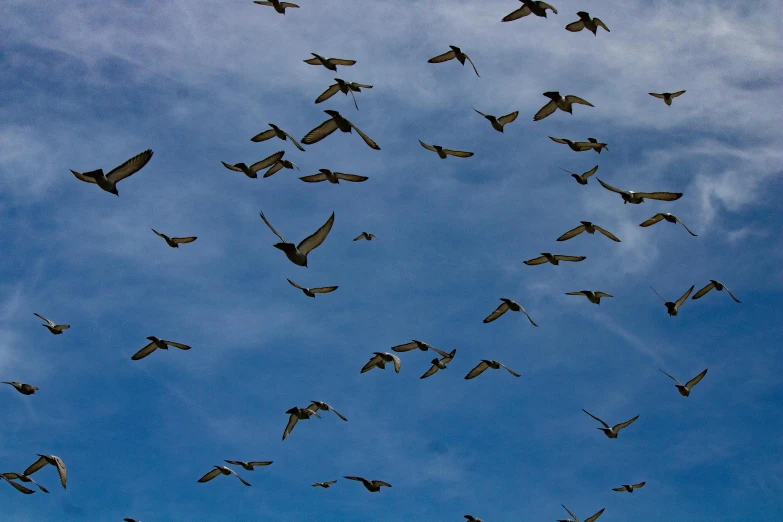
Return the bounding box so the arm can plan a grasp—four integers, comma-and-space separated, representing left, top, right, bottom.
300, 169, 368, 184
131, 336, 191, 360
253, 0, 298, 14
640, 213, 697, 236
534, 92, 593, 121
465, 360, 520, 379
287, 279, 338, 298
582, 409, 638, 438
428, 45, 480, 77
391, 340, 451, 358
549, 136, 602, 153
302, 110, 380, 150
524, 253, 586, 266
483, 298, 537, 326
353, 232, 378, 241
313, 480, 337, 488
651, 285, 694, 316
2, 381, 39, 395
597, 178, 682, 204
502, 0, 557, 22
560, 165, 598, 185
307, 401, 348, 421
221, 151, 284, 179
566, 11, 610, 35
70, 149, 152, 195
282, 407, 321, 440
692, 280, 741, 303
420, 349, 457, 379
23, 454, 67, 489
33, 313, 70, 335
315, 78, 373, 109
473, 108, 519, 132
152, 229, 197, 248
650, 90, 686, 106
660, 368, 708, 397
250, 123, 305, 151
419, 140, 473, 159
224, 460, 273, 471
303, 53, 356, 70
259, 210, 335, 267
344, 476, 391, 492
613, 482, 646, 493
565, 291, 613, 304
1, 475, 36, 494
361, 352, 401, 373
198, 466, 251, 486
557, 221, 620, 242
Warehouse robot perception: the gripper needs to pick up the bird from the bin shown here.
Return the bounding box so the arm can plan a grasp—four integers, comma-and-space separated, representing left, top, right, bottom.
419, 140, 474, 159
420, 350, 456, 379
548, 136, 597, 152
692, 280, 741, 303
282, 407, 321, 440
300, 169, 368, 184
566, 12, 610, 35
502, 0, 557, 22
124, 519, 140, 522
263, 157, 300, 178
524, 253, 586, 266
1, 472, 48, 493
566, 291, 613, 304
131, 336, 191, 360
561, 165, 598, 185
33, 313, 70, 335
391, 340, 451, 358
483, 298, 537, 326
70, 149, 153, 195
660, 368, 708, 397
465, 360, 520, 379
557, 221, 620, 242
221, 151, 285, 179
0, 474, 36, 494
613, 482, 646, 493
198, 466, 251, 486
650, 90, 686, 106
307, 401, 348, 421
639, 213, 697, 236
343, 476, 391, 492
151, 229, 197, 248
250, 123, 305, 151
353, 232, 378, 241
312, 480, 338, 488
259, 210, 335, 267
473, 108, 519, 132
223, 460, 273, 471
533, 92, 593, 121
2, 381, 39, 395
597, 178, 682, 204
287, 279, 338, 298
559, 504, 605, 522
23, 454, 67, 489
303, 53, 356, 71
582, 409, 639, 438
315, 78, 373, 109
428, 45, 480, 76
302, 110, 380, 150
253, 0, 298, 14
361, 352, 402, 373
583, 138, 609, 153
651, 285, 694, 316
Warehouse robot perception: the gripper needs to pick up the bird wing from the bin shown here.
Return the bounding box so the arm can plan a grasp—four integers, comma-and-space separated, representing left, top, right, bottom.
224, 460, 245, 467
282, 414, 298, 440
250, 129, 276, 142
463, 54, 480, 77
685, 368, 708, 389
198, 468, 222, 483
302, 118, 339, 145
520, 307, 538, 326
131, 341, 158, 360
303, 57, 322, 65
671, 90, 686, 98
248, 461, 273, 467
326, 405, 347, 421
302, 173, 331, 184
151, 228, 166, 240
162, 340, 191, 350
106, 150, 154, 183
389, 353, 402, 373
649, 93, 665, 99
373, 480, 392, 488
585, 508, 605, 522
582, 409, 610, 429
533, 100, 557, 121
593, 18, 610, 32
392, 341, 418, 352
549, 136, 569, 145
691, 282, 716, 300
428, 49, 456, 63
70, 169, 100, 183
311, 286, 338, 294
33, 313, 55, 327
251, 150, 286, 172
554, 255, 586, 262
594, 292, 613, 299
612, 486, 626, 491
567, 291, 588, 296
3, 477, 35, 494
420, 364, 439, 379
497, 111, 519, 125
675, 217, 698, 236
443, 148, 474, 158
593, 226, 620, 242
229, 469, 251, 486
498, 362, 520, 377
465, 361, 489, 379
259, 211, 288, 244
263, 162, 285, 178
361, 353, 383, 373
634, 191, 683, 201
353, 233, 367, 241
674, 285, 695, 309
254, 1, 273, 5
297, 211, 335, 255
612, 415, 639, 432
328, 58, 356, 66
564, 95, 594, 107
565, 20, 585, 31
556, 224, 586, 241
221, 161, 244, 173
722, 284, 741, 303
282, 131, 305, 151
596, 178, 625, 194
650, 286, 667, 303
483, 301, 509, 323
502, 6, 531, 22
172, 236, 197, 244
315, 83, 341, 104
23, 456, 49, 477
473, 108, 488, 118
562, 504, 579, 521
53, 457, 67, 488
287, 279, 305, 290
640, 214, 665, 227
523, 255, 549, 265
348, 121, 381, 150
540, 2, 557, 13
335, 173, 368, 182
632, 482, 646, 489
659, 369, 682, 385
419, 140, 437, 152
430, 345, 451, 358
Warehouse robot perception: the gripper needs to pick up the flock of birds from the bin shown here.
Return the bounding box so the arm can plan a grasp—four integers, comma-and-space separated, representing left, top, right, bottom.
3, 1, 744, 520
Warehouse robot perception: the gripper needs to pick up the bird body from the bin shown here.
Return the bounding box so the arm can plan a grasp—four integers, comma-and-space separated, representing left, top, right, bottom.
2, 381, 39, 395
353, 232, 378, 241
560, 165, 598, 185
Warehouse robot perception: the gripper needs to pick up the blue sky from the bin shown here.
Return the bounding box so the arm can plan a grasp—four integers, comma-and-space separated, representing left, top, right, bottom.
1, 0, 781, 520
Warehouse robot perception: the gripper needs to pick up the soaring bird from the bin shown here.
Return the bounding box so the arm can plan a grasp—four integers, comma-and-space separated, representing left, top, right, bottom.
23, 454, 67, 489
307, 401, 348, 421
557, 221, 620, 242
312, 480, 338, 488
259, 210, 335, 267
303, 53, 356, 70
250, 123, 305, 151
660, 368, 708, 397
315, 78, 373, 109
692, 280, 741, 303
353, 232, 378, 241
361, 352, 402, 373
483, 298, 537, 326
420, 349, 457, 379
465, 360, 520, 379
597, 178, 682, 204
613, 482, 646, 493
524, 253, 586, 266
300, 169, 368, 184
650, 90, 686, 106
502, 0, 557, 22
198, 466, 251, 486
561, 165, 598, 185
2, 381, 39, 395
223, 460, 273, 471
391, 340, 451, 358
419, 140, 474, 159
253, 0, 298, 14
282, 406, 321, 440
548, 136, 599, 152
651, 285, 694, 316
565, 12, 610, 35
428, 45, 480, 77
263, 157, 300, 178
473, 108, 519, 133
287, 279, 338, 298
221, 151, 285, 179
1, 472, 48, 493
640, 213, 697, 236
559, 504, 605, 522
533, 92, 593, 121
131, 336, 191, 360
582, 409, 639, 438
343, 476, 391, 492
302, 110, 380, 150
33, 313, 70, 335
151, 229, 197, 248
566, 291, 613, 304
70, 149, 153, 195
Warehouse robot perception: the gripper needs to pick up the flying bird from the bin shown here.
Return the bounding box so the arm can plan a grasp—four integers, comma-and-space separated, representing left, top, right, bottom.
391, 340, 451, 358
353, 232, 378, 241
692, 280, 741, 303
548, 136, 599, 152
315, 78, 373, 109
282, 406, 321, 440
303, 53, 356, 70
343, 476, 391, 492
23, 454, 67, 489
263, 157, 300, 178
223, 460, 273, 471
464, 516, 485, 522
287, 279, 338, 298
473, 108, 519, 133
559, 504, 605, 522
524, 253, 586, 266
651, 285, 694, 316
307, 401, 348, 421
302, 110, 380, 150
613, 482, 646, 493
33, 313, 70, 335
313, 480, 338, 488
250, 123, 305, 151
428, 45, 480, 77
557, 221, 620, 242
566, 11, 610, 35
70, 149, 153, 195
361, 352, 401, 373
2, 381, 39, 395
419, 140, 474, 159
420, 349, 456, 379
221, 151, 285, 179
131, 336, 191, 360
561, 165, 598, 185
582, 409, 639, 438
640, 213, 697, 236
198, 466, 251, 486
502, 0, 557, 22
582, 138, 609, 153
650, 90, 686, 106
465, 360, 520, 379
597, 178, 682, 204
253, 0, 298, 14
300, 169, 368, 184
483, 298, 537, 326
660, 368, 708, 397
566, 291, 613, 304
533, 92, 593, 121
152, 229, 197, 248
1, 472, 48, 493
1, 475, 36, 494
259, 210, 335, 267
